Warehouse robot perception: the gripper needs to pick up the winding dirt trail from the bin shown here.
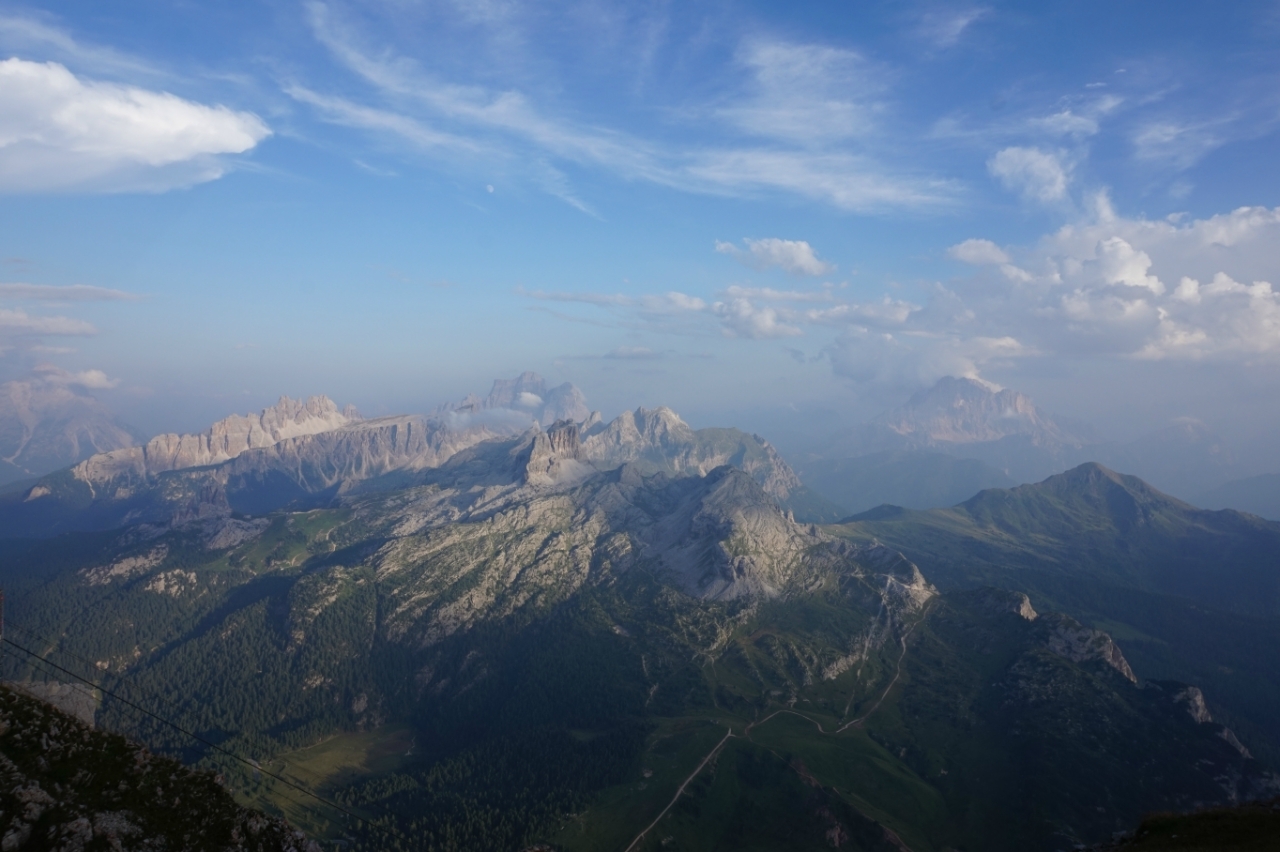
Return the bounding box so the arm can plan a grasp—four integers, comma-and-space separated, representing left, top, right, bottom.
622, 728, 736, 852
619, 624, 916, 851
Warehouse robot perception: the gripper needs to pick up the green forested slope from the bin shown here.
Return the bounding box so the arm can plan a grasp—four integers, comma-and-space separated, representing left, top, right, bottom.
0, 684, 318, 851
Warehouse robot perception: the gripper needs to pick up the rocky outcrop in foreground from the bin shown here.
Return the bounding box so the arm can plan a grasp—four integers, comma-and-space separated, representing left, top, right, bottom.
0, 684, 319, 852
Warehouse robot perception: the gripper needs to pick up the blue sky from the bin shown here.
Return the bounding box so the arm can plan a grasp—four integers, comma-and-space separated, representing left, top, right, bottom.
1, 0, 1279, 450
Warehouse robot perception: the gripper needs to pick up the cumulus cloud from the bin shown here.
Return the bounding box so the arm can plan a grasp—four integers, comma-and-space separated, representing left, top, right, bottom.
515, 391, 543, 408
712, 297, 802, 339
827, 328, 1027, 388
529, 203, 1280, 389
988, 146, 1071, 203
0, 58, 270, 193
716, 238, 835, 276
32, 363, 118, 389
944, 202, 1280, 365
948, 238, 1009, 265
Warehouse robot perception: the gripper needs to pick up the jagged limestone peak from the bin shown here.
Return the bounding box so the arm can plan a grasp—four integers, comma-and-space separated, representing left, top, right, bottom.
69, 394, 357, 486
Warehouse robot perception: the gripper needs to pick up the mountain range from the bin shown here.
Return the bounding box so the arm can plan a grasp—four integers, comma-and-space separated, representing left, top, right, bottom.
803, 376, 1273, 516
1, 374, 1278, 850
0, 374, 839, 539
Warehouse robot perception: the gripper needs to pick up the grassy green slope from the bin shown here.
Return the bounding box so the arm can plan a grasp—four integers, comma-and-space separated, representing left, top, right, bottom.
829, 463, 1280, 768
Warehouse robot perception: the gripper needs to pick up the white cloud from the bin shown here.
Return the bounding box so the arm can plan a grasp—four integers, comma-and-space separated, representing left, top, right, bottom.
0, 58, 270, 193
684, 148, 955, 211
0, 15, 160, 80
0, 282, 137, 301
945, 203, 1280, 364
827, 328, 1027, 387
805, 297, 919, 326
300, 5, 955, 212
523, 288, 707, 315
948, 238, 1009, 265
32, 363, 118, 388
988, 146, 1071, 203
286, 85, 480, 155
715, 238, 835, 276
0, 308, 94, 335
1030, 109, 1098, 138
526, 204, 1280, 387
916, 8, 990, 47
716, 41, 883, 144
1131, 119, 1228, 170
1092, 237, 1164, 294
712, 297, 802, 339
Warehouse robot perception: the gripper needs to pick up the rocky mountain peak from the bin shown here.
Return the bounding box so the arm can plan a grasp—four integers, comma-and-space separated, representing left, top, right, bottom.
522, 419, 587, 486
874, 376, 1080, 448
0, 379, 138, 484
71, 394, 357, 486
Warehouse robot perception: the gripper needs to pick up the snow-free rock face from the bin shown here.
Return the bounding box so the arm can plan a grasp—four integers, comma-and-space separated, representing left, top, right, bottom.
72, 395, 357, 486
0, 379, 137, 484
580, 406, 802, 500
1039, 613, 1137, 683
9, 377, 809, 538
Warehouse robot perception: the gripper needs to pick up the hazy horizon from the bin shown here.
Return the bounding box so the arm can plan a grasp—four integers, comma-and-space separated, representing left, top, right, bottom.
3, 1, 1279, 468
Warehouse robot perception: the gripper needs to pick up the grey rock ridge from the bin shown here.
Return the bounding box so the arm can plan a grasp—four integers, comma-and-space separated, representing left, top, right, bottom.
71, 394, 359, 487
0, 378, 138, 485
1039, 612, 1137, 683
7, 375, 810, 538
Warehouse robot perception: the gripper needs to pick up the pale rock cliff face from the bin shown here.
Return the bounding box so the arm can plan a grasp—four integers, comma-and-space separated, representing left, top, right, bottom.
1175, 686, 1252, 757
1174, 685, 1214, 724
14, 377, 807, 539
72, 396, 356, 486
634, 466, 815, 600
329, 452, 931, 656
521, 420, 590, 486
1040, 613, 1137, 682
580, 406, 802, 500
